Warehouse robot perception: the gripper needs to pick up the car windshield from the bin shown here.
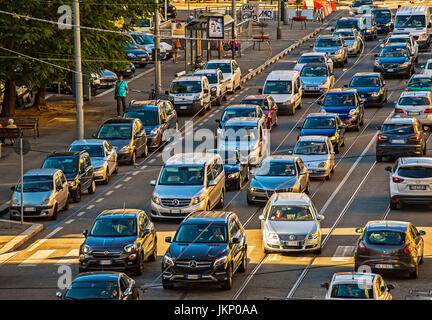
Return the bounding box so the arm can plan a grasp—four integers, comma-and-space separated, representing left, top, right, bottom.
124, 110, 159, 126
256, 161, 296, 176
316, 38, 342, 47
97, 124, 132, 140
408, 77, 432, 88
352, 0, 372, 7
365, 230, 405, 245
382, 124, 414, 134
373, 10, 391, 19
324, 93, 356, 106
427, 63, 432, 70
395, 15, 425, 28
268, 205, 314, 221
16, 175, 53, 192
336, 20, 359, 30
69, 145, 105, 158
298, 56, 326, 64
330, 284, 373, 299
64, 281, 119, 300
131, 34, 154, 45
221, 108, 257, 122
264, 80, 292, 94
387, 38, 410, 45
198, 73, 218, 84
303, 117, 336, 129
135, 19, 150, 27
301, 65, 328, 77
159, 166, 205, 185
380, 47, 408, 57
334, 31, 354, 38
241, 99, 267, 109
101, 70, 116, 78
221, 126, 258, 141
397, 166, 432, 178
294, 141, 329, 155
350, 76, 380, 87
43, 157, 77, 174
398, 97, 430, 105
90, 218, 137, 237
174, 223, 228, 243
205, 62, 231, 74
170, 81, 202, 94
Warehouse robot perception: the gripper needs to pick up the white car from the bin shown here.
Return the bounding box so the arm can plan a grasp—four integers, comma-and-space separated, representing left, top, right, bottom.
205, 59, 242, 93
292, 136, 335, 180
394, 91, 432, 127
294, 52, 334, 73
321, 272, 393, 300
421, 58, 432, 76
385, 157, 432, 209
193, 69, 228, 105
259, 192, 324, 253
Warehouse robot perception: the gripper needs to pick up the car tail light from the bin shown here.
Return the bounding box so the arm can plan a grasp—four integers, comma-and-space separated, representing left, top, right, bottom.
404, 87, 408, 91
358, 241, 367, 252
378, 134, 388, 141
392, 176, 405, 183
424, 108, 432, 114
395, 108, 404, 114
408, 135, 421, 141
404, 243, 414, 254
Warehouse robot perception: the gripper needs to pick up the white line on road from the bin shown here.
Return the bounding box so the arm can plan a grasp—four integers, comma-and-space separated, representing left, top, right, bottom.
124, 177, 132, 182
149, 158, 156, 163
77, 211, 86, 217
105, 191, 114, 196
133, 171, 140, 176
55, 249, 79, 265
115, 184, 123, 189
331, 246, 355, 261
65, 219, 75, 225
96, 198, 104, 203
19, 250, 55, 267
28, 227, 63, 252
87, 205, 95, 210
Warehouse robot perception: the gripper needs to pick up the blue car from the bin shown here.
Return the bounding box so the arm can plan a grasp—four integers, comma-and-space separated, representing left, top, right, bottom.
372, 8, 393, 33
208, 149, 249, 190
311, 35, 348, 67
319, 88, 365, 131
297, 113, 346, 153
123, 43, 149, 67
373, 43, 415, 78
347, 72, 387, 107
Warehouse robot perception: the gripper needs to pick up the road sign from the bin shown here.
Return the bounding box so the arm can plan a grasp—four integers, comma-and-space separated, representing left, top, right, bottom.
242, 3, 259, 22
259, 8, 274, 20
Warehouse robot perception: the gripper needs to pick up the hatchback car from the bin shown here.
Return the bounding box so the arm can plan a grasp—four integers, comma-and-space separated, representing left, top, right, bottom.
321, 272, 394, 300
421, 58, 432, 76
124, 42, 150, 67
56, 272, 139, 300
385, 157, 432, 209
311, 35, 348, 67
94, 118, 148, 165
259, 192, 324, 253
162, 211, 247, 290
406, 74, 432, 92
354, 220, 425, 278
208, 149, 249, 190
241, 95, 278, 130
42, 151, 96, 203
347, 72, 387, 106
205, 59, 242, 93
376, 117, 427, 162
319, 88, 365, 131
382, 33, 418, 62
193, 68, 228, 106
79, 209, 157, 275
9, 169, 69, 221
374, 43, 415, 78
292, 136, 335, 180
297, 113, 346, 153
293, 52, 334, 73
333, 28, 362, 56
394, 91, 432, 128
216, 104, 265, 134
68, 139, 118, 185
372, 8, 393, 33
247, 156, 310, 204
300, 63, 335, 96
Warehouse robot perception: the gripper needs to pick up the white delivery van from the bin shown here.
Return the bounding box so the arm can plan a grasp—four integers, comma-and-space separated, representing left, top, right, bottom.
394, 6, 431, 49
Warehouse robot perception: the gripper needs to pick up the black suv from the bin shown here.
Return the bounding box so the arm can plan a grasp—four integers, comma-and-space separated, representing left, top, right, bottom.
79, 209, 157, 275
376, 117, 427, 162
42, 151, 95, 203
162, 211, 247, 290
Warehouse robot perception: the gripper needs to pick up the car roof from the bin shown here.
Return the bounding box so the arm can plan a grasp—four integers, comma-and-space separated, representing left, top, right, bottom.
396, 6, 429, 15
175, 75, 205, 81
398, 157, 432, 167
224, 117, 261, 125
383, 43, 410, 48
97, 209, 143, 219
165, 153, 219, 166
126, 104, 159, 111
73, 272, 121, 283
206, 59, 233, 64
365, 220, 409, 232
301, 63, 328, 68
399, 91, 431, 98
266, 70, 299, 81
388, 34, 410, 39
183, 211, 234, 224
300, 52, 327, 57
332, 272, 376, 284
194, 69, 219, 74
338, 17, 360, 21
306, 112, 338, 118
269, 192, 313, 206
352, 72, 380, 77
327, 88, 357, 94
409, 74, 432, 79
318, 34, 342, 39
242, 95, 267, 100
24, 168, 59, 176
103, 118, 135, 124
297, 135, 329, 142
334, 28, 356, 33
263, 155, 297, 162
383, 117, 416, 125
224, 104, 258, 109
70, 139, 106, 146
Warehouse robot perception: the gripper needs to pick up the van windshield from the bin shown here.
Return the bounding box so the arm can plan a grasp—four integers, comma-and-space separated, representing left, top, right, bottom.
159, 166, 205, 185
264, 80, 292, 94
221, 126, 258, 141
316, 38, 342, 47
336, 20, 359, 30
395, 15, 425, 28
170, 81, 202, 94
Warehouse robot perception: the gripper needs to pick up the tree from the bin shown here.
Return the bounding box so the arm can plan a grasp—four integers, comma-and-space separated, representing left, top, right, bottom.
0, 0, 156, 116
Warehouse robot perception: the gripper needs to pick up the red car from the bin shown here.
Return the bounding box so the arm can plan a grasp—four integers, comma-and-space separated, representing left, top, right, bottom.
241, 95, 278, 130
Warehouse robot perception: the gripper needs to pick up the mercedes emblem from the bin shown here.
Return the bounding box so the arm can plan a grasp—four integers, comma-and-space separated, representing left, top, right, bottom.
289, 235, 295, 241
172, 199, 180, 206
104, 251, 109, 256
189, 260, 197, 268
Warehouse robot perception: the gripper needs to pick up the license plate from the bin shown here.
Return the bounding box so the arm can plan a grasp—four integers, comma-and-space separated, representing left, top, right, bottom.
169, 209, 181, 214
409, 185, 427, 190
391, 139, 405, 144
408, 112, 421, 116
375, 264, 394, 269
99, 260, 112, 265
180, 106, 188, 110
286, 241, 299, 246
360, 94, 365, 98
186, 274, 200, 280
126, 69, 131, 72
24, 207, 36, 212
387, 68, 394, 72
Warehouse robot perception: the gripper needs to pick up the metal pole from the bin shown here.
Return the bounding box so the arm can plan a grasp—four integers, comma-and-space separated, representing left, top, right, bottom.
164, 0, 168, 21
20, 137, 23, 225
155, 0, 162, 95
277, 0, 282, 39
231, 0, 237, 59
73, 0, 84, 140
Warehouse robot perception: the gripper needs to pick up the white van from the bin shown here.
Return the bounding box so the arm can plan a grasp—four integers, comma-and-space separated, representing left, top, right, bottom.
394, 6, 431, 49
259, 70, 303, 115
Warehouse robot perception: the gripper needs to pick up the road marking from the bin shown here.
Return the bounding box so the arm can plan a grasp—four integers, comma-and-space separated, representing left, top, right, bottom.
0, 251, 19, 266
141, 166, 147, 170
132, 171, 140, 176
124, 177, 132, 182
96, 198, 104, 203
55, 249, 79, 265
266, 254, 281, 262
115, 184, 123, 189
149, 158, 156, 163
105, 190, 114, 196
331, 246, 355, 261
18, 250, 55, 267
65, 219, 75, 225
87, 205, 95, 210
233, 255, 269, 300
77, 211, 86, 217
27, 227, 63, 252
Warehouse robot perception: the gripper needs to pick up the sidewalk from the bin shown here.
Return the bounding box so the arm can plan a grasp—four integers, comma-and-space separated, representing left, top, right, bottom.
0, 219, 43, 256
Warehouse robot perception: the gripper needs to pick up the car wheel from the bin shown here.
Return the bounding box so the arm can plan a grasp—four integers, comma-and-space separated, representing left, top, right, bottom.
235, 178, 241, 190
264, 247, 271, 254
419, 248, 424, 265
162, 279, 174, 290
409, 264, 419, 279
334, 144, 340, 154
238, 249, 247, 273
50, 204, 58, 220
289, 104, 295, 115
103, 168, 110, 185
220, 264, 233, 290
390, 198, 399, 210
341, 136, 345, 147
133, 252, 144, 276
63, 198, 69, 211
73, 187, 82, 203
216, 190, 224, 209
376, 155, 383, 162
88, 179, 96, 194
217, 95, 223, 106
305, 182, 310, 195
313, 245, 322, 254
130, 151, 136, 165
148, 240, 157, 262
222, 92, 228, 101
354, 121, 360, 132
325, 170, 331, 181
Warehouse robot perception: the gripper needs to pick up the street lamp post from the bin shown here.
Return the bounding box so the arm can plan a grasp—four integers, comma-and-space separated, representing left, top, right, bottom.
277, 0, 282, 39
73, 0, 84, 140
155, 0, 162, 96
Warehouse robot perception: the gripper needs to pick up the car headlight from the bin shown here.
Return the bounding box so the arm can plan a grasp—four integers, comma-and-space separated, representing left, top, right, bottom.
371, 91, 380, 97
375, 60, 382, 67
150, 127, 159, 136
163, 254, 174, 267
127, 53, 136, 59
82, 244, 91, 254
211, 87, 217, 92
227, 172, 240, 179
418, 33, 426, 40
120, 145, 132, 153
308, 232, 319, 239
329, 136, 337, 141
334, 49, 343, 55
152, 194, 161, 205
214, 255, 228, 267
124, 243, 136, 253
318, 162, 328, 168
267, 231, 279, 240
366, 29, 372, 33
191, 194, 206, 205
250, 187, 257, 192
68, 179, 79, 188
12, 198, 19, 206
399, 62, 410, 68
42, 198, 50, 205
349, 109, 357, 116
95, 166, 106, 172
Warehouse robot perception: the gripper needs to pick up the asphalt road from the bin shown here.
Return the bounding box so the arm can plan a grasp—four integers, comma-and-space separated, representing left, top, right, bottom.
1, 16, 432, 300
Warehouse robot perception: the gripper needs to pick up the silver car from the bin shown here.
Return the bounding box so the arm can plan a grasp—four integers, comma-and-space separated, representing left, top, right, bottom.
259, 192, 324, 253
247, 155, 310, 204
292, 136, 335, 180
68, 139, 118, 184
9, 169, 69, 220
299, 63, 335, 95
150, 153, 225, 220
333, 29, 362, 56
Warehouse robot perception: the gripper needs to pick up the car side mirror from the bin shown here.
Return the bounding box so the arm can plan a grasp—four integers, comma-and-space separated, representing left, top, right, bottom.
258, 214, 265, 220
387, 284, 394, 291
317, 100, 322, 105
56, 292, 63, 299
376, 125, 382, 130
385, 166, 392, 172
355, 227, 363, 233
258, 88, 263, 94
317, 214, 325, 221
287, 150, 293, 154
208, 180, 217, 187
10, 186, 15, 191
215, 119, 221, 123
92, 133, 97, 138
82, 229, 88, 237
297, 125, 302, 130
418, 230, 426, 236
374, 53, 379, 57
150, 180, 156, 186
310, 44, 314, 48
165, 236, 172, 243
232, 237, 240, 244
165, 90, 169, 95
343, 84, 348, 88
423, 125, 431, 132
320, 282, 329, 290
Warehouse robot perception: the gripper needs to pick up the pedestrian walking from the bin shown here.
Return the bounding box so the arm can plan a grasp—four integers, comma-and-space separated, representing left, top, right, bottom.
173, 38, 181, 63
187, 13, 194, 23
114, 74, 128, 116
6, 119, 17, 145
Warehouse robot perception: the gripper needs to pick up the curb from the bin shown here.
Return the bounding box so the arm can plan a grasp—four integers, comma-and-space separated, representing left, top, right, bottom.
0, 219, 43, 255
241, 22, 329, 84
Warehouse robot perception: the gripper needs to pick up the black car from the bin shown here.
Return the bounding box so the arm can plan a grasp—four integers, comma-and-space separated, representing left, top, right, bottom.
374, 43, 415, 78
94, 118, 148, 165
347, 72, 387, 107
160, 2, 177, 19
354, 220, 425, 279
124, 43, 150, 67
162, 211, 247, 290
79, 209, 157, 275
376, 117, 427, 162
42, 151, 95, 203
56, 272, 139, 300
208, 149, 249, 190
372, 8, 393, 33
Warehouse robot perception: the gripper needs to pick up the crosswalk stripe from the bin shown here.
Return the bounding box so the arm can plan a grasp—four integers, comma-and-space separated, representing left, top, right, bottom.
331, 245, 355, 261
19, 250, 55, 267
28, 227, 62, 252
55, 249, 79, 265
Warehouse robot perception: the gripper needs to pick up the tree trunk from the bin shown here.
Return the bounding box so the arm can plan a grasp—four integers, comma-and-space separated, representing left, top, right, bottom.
0, 78, 16, 118
33, 85, 46, 110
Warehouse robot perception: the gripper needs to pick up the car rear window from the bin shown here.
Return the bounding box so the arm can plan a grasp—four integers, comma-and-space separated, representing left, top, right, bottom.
382, 124, 414, 134
365, 230, 405, 245
330, 283, 373, 299
397, 166, 432, 178
398, 97, 430, 106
